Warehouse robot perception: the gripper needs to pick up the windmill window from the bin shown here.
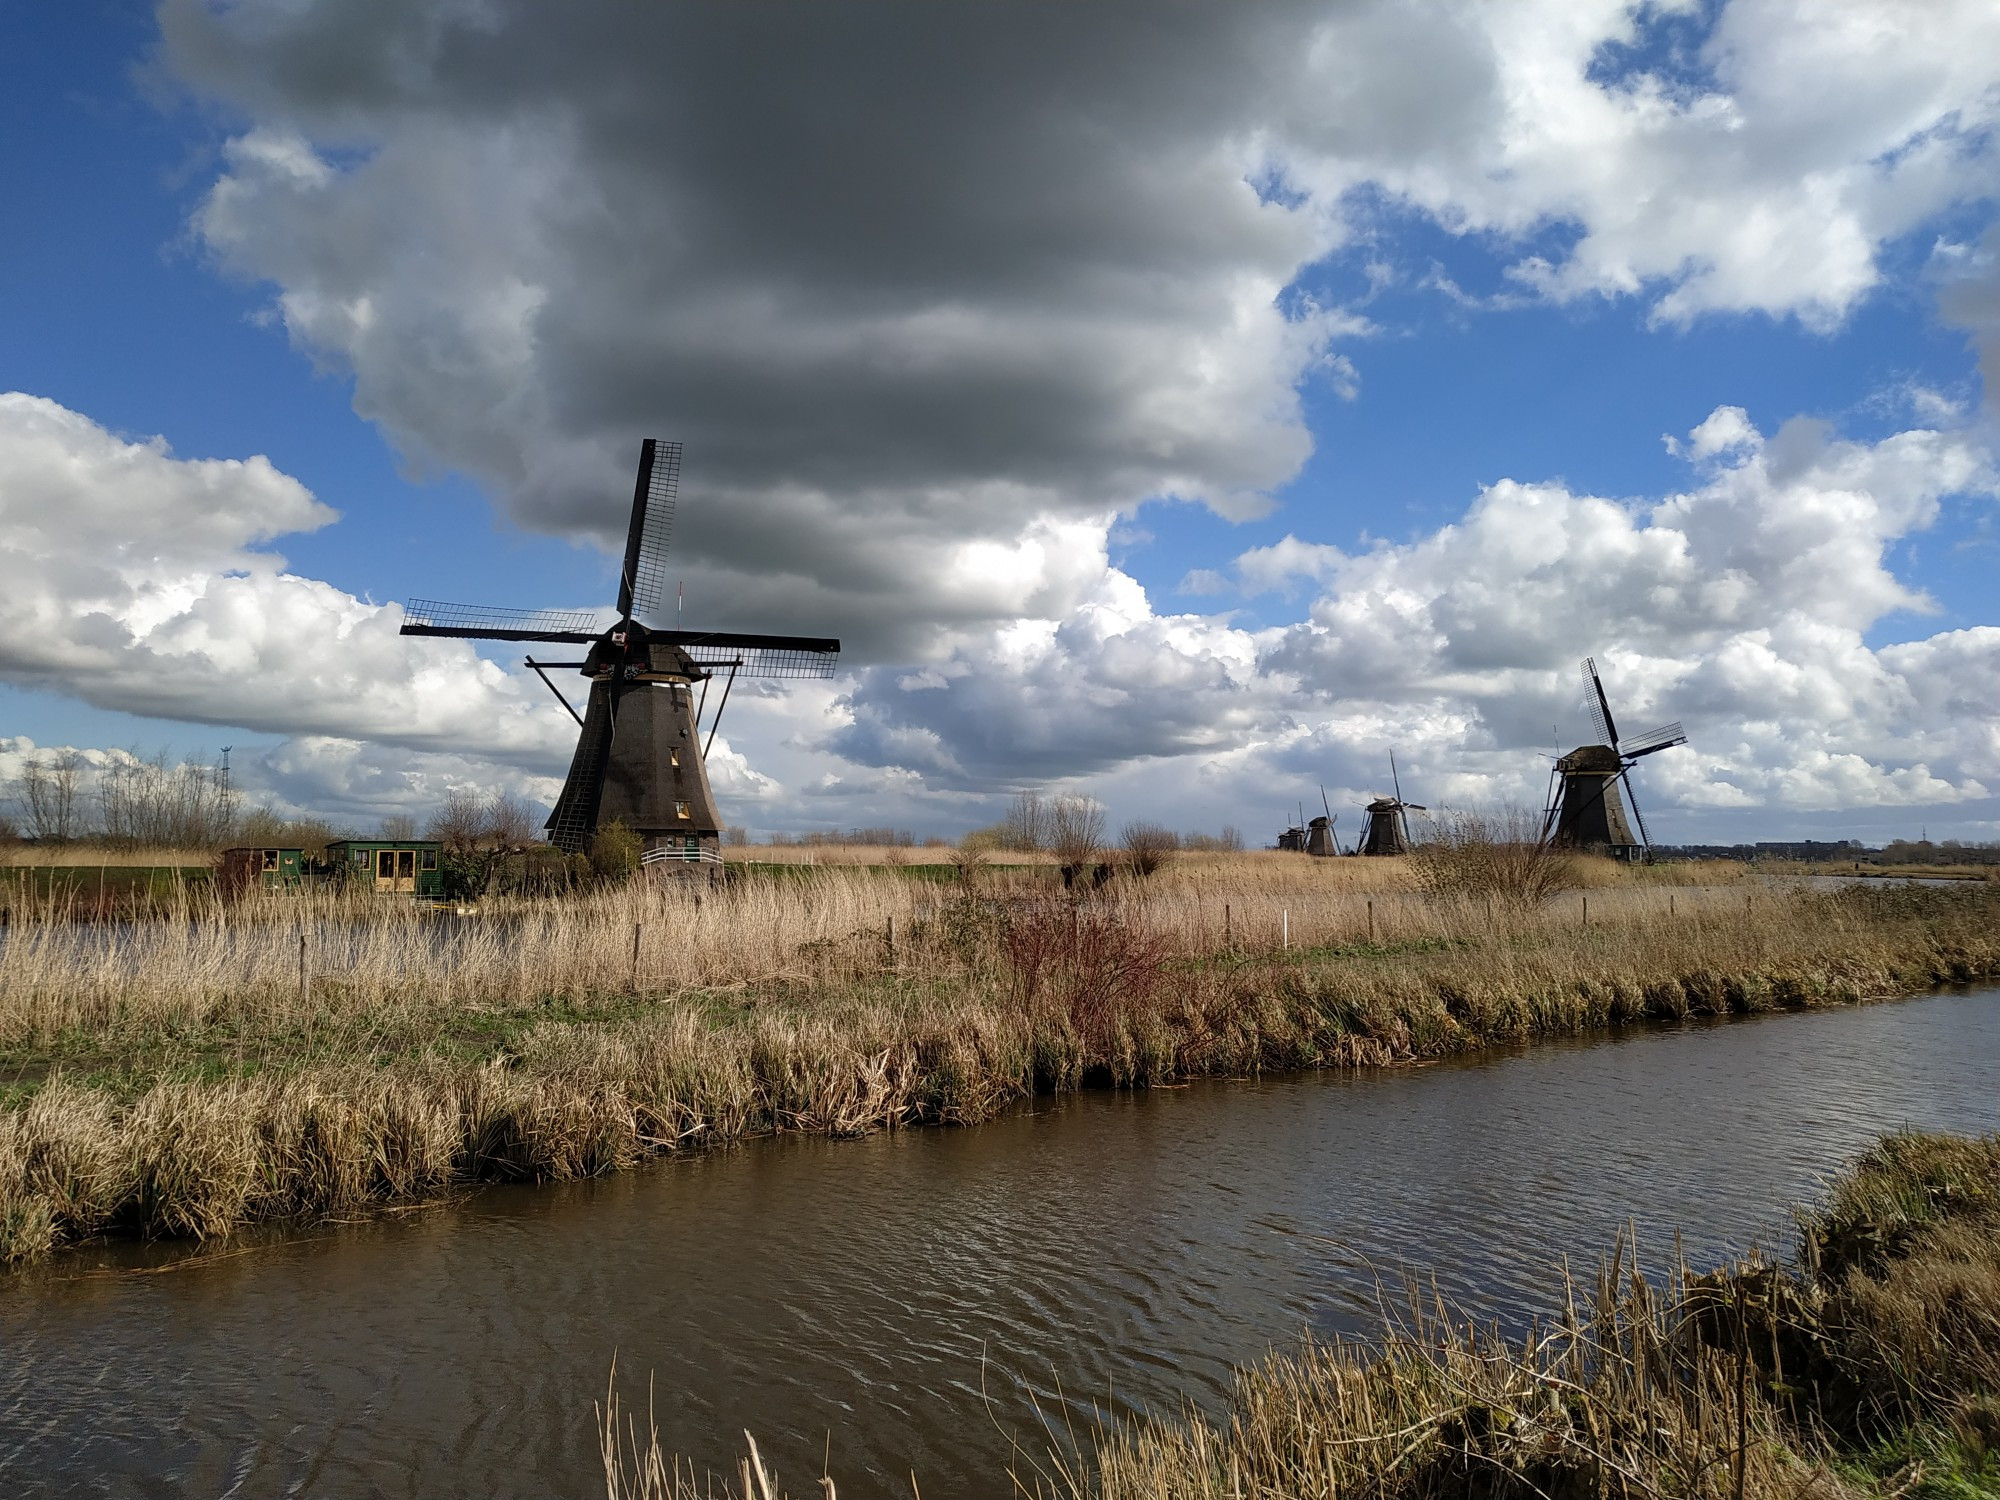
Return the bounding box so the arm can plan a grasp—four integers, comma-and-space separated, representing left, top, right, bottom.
675, 801, 691, 820
669, 748, 680, 768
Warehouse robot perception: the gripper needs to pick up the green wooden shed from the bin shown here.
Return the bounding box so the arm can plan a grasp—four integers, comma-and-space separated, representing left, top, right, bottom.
217, 846, 307, 894
325, 839, 445, 897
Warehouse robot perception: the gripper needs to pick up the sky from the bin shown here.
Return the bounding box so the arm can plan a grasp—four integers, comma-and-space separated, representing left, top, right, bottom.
2, 0, 1998, 848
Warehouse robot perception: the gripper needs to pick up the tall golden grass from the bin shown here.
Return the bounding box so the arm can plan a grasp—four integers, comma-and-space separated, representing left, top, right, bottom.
0, 844, 214, 868
602, 1130, 2000, 1500
1, 867, 1994, 1264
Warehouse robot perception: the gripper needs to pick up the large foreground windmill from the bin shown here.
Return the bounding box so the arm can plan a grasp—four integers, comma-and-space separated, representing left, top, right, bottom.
1541, 658, 1686, 859
400, 440, 839, 864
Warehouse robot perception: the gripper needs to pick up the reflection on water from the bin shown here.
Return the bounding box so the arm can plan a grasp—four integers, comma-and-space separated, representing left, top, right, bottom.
2, 989, 1996, 1498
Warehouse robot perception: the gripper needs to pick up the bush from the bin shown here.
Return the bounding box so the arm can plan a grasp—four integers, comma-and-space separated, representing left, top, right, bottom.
589, 820, 642, 883
1410, 806, 1580, 906
1121, 821, 1178, 877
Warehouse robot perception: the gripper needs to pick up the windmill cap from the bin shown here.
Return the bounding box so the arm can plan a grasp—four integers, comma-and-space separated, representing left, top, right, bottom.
1558, 745, 1624, 772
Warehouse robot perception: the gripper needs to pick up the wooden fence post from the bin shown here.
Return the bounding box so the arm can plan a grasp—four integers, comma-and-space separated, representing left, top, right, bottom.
631, 922, 642, 989
1224, 903, 1231, 949
1367, 899, 1375, 943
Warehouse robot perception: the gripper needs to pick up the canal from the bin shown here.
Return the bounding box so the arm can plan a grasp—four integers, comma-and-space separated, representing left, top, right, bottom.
3, 986, 1996, 1497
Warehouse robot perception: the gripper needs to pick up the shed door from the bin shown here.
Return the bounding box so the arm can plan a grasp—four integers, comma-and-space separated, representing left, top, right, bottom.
376, 850, 395, 890
396, 850, 415, 891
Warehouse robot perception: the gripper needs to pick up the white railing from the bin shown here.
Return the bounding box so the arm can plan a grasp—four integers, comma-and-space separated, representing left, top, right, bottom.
641, 844, 724, 866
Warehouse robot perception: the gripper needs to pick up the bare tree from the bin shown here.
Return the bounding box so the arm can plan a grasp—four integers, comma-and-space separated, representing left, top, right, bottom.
379, 814, 417, 840
1000, 790, 1049, 852
427, 788, 540, 899
17, 750, 87, 843
88, 749, 240, 850
1048, 794, 1106, 872
426, 789, 488, 853
1121, 820, 1179, 877
484, 791, 540, 848
238, 806, 346, 859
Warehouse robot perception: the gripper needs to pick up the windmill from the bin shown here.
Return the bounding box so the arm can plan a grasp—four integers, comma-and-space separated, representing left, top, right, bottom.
399, 440, 839, 865
1305, 784, 1340, 857
1540, 658, 1686, 859
1358, 753, 1425, 856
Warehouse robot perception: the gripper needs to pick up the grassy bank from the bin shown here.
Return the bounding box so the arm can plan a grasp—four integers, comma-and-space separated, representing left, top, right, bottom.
2, 863, 1996, 1264
602, 1130, 2000, 1499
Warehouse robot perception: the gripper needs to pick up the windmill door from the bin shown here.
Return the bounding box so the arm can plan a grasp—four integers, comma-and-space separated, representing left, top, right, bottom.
375, 848, 417, 893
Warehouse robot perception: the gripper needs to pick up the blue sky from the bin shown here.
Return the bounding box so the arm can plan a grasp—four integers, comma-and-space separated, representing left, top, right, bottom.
3, 1, 1998, 846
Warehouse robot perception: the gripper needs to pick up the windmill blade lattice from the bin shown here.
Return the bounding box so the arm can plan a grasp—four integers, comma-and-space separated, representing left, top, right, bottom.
1620, 767, 1653, 850
620, 439, 681, 620
1583, 658, 1620, 746
1620, 721, 1688, 759
682, 642, 839, 680
403, 598, 601, 641
547, 690, 616, 854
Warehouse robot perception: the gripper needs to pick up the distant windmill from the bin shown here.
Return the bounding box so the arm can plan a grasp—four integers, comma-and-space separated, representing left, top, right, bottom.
1358, 753, 1425, 856
1305, 784, 1339, 857
399, 440, 839, 865
1541, 658, 1686, 859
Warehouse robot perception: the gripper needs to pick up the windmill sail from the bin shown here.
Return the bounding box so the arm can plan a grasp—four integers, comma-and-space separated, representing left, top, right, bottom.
1620, 721, 1687, 758
402, 599, 601, 642
1621, 768, 1652, 848
1583, 658, 1619, 746
547, 686, 617, 853
619, 438, 681, 620
674, 631, 841, 680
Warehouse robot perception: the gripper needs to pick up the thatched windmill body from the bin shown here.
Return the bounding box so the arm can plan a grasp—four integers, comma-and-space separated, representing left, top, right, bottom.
1541, 658, 1686, 859
400, 440, 839, 865
1358, 754, 1424, 856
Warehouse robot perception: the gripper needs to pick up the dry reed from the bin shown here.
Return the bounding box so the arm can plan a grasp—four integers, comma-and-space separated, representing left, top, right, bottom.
1, 868, 1995, 1264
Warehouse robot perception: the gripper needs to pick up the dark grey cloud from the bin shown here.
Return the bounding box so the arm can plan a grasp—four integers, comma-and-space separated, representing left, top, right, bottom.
169, 0, 1362, 653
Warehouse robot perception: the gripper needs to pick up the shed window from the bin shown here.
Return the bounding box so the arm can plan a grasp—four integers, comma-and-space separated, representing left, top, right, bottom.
420, 850, 438, 871
674, 801, 691, 820
353, 848, 368, 864
261, 849, 278, 871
